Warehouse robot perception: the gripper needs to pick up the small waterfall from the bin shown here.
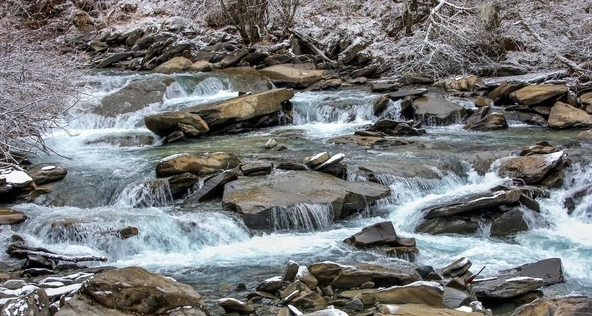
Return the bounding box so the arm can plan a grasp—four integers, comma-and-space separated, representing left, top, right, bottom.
291, 91, 377, 124
376, 99, 403, 121
270, 203, 334, 232
367, 172, 469, 207
113, 179, 173, 208
11, 205, 252, 261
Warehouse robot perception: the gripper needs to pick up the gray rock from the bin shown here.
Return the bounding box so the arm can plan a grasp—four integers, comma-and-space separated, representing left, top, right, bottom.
423, 189, 521, 219
241, 162, 273, 176
410, 96, 466, 125
441, 257, 472, 278
502, 258, 563, 286
97, 78, 168, 117
184, 170, 239, 203
490, 208, 530, 237
473, 276, 544, 300
217, 297, 254, 314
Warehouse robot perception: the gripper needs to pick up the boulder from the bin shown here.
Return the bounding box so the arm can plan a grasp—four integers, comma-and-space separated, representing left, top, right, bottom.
464, 112, 508, 131
153, 56, 193, 73
308, 261, 418, 289
280, 280, 327, 309
519, 141, 558, 156
376, 303, 483, 316
510, 85, 567, 106
438, 76, 486, 92
155, 152, 242, 177
240, 162, 273, 176
487, 82, 526, 104
188, 88, 294, 130
26, 165, 67, 185
259, 64, 326, 89
184, 170, 239, 203
167, 172, 200, 198
400, 72, 434, 85
441, 257, 472, 278
296, 266, 318, 290
314, 154, 345, 171
410, 97, 466, 125
217, 49, 248, 68
344, 221, 415, 249
473, 276, 544, 300
304, 152, 330, 168
307, 79, 343, 91
0, 208, 28, 225
502, 258, 563, 286
490, 208, 530, 237
373, 94, 391, 116
55, 267, 209, 316
189, 60, 212, 72
218, 298, 254, 314
355, 281, 444, 306
145, 112, 209, 138
497, 151, 567, 185
371, 83, 399, 93
3, 287, 50, 316
511, 296, 592, 316
97, 78, 168, 117
416, 217, 480, 235
548, 101, 592, 129
422, 189, 522, 219
222, 171, 390, 229
257, 275, 283, 293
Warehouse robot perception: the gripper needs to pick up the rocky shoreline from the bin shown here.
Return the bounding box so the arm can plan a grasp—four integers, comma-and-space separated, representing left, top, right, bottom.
3, 6, 592, 313
1, 66, 592, 314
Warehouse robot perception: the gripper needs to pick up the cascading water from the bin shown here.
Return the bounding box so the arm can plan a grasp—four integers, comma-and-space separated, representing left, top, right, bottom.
4, 70, 592, 308
270, 203, 334, 232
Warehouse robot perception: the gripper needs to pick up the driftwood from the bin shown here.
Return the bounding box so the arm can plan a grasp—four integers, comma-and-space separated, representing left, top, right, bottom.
8, 243, 107, 263
289, 29, 337, 67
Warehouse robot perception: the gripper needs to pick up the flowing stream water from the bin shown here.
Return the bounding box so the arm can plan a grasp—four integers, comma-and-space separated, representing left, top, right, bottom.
2, 71, 592, 313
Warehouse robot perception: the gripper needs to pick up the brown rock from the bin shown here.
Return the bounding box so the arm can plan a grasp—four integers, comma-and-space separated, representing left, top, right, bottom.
259, 64, 326, 89
155, 152, 242, 177
153, 56, 193, 73
308, 261, 418, 289
189, 60, 212, 72
497, 151, 567, 184
511, 296, 592, 316
0, 209, 27, 225
356, 281, 444, 306
57, 267, 208, 316
376, 303, 483, 316
145, 112, 209, 137
188, 88, 294, 130
510, 85, 568, 106
548, 101, 592, 129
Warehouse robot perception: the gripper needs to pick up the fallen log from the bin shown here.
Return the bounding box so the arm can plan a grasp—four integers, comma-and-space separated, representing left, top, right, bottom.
8, 243, 107, 263
10, 249, 108, 263
289, 29, 337, 68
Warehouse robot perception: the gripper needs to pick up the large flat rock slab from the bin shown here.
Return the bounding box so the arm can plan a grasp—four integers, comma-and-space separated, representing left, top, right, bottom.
222, 171, 390, 229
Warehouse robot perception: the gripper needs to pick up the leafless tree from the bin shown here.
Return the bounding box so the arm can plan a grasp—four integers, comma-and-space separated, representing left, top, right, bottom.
218, 0, 269, 44
268, 0, 300, 39
0, 21, 81, 165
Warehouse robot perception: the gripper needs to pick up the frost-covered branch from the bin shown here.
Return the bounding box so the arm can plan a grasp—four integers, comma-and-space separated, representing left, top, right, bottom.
0, 19, 81, 164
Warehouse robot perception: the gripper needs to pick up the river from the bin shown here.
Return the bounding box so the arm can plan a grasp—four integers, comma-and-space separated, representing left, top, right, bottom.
2, 71, 592, 313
